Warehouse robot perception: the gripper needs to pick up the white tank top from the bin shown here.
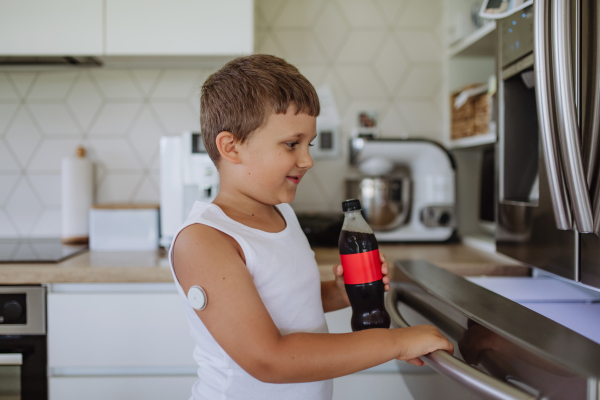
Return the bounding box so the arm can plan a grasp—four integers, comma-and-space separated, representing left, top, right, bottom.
168, 201, 333, 400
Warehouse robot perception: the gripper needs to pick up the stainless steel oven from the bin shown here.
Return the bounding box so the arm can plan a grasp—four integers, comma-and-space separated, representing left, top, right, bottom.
0, 286, 47, 400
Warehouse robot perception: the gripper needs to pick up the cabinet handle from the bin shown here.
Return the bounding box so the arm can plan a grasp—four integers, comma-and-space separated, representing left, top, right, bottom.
385, 289, 537, 400
533, 0, 572, 230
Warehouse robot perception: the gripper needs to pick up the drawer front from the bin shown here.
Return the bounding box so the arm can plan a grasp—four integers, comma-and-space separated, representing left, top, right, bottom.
48, 293, 195, 367
49, 376, 196, 400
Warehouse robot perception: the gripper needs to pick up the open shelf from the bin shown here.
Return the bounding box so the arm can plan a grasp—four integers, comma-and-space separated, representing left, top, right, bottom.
449, 21, 496, 58
449, 131, 496, 149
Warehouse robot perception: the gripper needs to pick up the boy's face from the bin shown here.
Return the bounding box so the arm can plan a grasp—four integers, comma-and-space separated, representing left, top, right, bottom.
235, 106, 316, 205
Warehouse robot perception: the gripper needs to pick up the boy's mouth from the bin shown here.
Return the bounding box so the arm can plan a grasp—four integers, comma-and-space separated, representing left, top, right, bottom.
286, 175, 301, 184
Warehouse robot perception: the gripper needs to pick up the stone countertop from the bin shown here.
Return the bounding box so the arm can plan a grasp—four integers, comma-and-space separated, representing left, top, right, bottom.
0, 243, 527, 285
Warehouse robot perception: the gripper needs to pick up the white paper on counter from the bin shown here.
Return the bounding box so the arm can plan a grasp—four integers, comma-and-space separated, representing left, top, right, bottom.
467, 276, 600, 303
524, 302, 600, 345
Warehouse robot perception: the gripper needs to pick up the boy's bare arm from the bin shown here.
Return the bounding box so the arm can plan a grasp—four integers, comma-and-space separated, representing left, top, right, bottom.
173, 224, 453, 384
321, 280, 349, 313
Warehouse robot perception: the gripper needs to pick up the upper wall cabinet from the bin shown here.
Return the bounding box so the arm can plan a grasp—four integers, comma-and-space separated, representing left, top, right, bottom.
0, 0, 253, 58
105, 0, 253, 55
0, 0, 103, 55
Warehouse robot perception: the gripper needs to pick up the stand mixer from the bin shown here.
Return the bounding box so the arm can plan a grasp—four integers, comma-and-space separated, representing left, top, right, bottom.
348, 138, 457, 242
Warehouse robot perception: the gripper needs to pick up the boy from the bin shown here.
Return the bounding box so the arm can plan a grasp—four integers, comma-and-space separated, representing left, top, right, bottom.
170, 54, 453, 400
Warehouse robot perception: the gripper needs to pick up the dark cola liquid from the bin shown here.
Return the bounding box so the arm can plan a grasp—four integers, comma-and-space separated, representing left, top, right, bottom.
339, 230, 378, 255
339, 230, 390, 331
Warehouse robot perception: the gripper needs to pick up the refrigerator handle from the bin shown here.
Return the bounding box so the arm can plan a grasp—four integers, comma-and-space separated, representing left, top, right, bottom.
552, 0, 594, 232
589, 3, 600, 235
582, 13, 600, 188
534, 0, 573, 230
594, 180, 600, 234
385, 290, 537, 400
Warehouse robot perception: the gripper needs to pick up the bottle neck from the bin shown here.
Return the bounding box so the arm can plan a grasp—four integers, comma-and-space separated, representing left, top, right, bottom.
342, 210, 374, 234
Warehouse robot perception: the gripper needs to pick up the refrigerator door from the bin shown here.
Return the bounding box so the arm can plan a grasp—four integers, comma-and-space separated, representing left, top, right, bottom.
496, 5, 577, 280
579, 0, 600, 289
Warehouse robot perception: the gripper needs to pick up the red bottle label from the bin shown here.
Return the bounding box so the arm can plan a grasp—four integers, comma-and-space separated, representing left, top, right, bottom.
340, 249, 383, 285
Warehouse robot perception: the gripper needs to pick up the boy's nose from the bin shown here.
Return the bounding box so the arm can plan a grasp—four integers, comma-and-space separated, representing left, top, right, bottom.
298, 148, 314, 169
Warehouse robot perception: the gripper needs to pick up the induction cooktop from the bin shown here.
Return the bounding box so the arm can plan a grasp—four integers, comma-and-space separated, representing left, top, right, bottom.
0, 238, 88, 263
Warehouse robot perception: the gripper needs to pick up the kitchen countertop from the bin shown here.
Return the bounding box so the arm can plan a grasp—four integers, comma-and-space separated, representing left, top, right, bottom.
0, 243, 528, 284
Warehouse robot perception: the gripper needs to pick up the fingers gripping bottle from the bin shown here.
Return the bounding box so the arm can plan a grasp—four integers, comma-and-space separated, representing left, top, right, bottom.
339, 199, 391, 331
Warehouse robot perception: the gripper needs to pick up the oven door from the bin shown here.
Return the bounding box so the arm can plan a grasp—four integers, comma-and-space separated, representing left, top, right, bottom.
0, 336, 47, 400
0, 353, 22, 400
387, 260, 600, 400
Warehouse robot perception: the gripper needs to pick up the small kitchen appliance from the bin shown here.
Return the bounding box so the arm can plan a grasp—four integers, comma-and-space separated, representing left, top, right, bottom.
160, 132, 219, 247
348, 138, 456, 242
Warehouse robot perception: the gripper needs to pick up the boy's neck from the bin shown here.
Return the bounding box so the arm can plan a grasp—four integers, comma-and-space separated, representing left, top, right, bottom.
212, 187, 287, 232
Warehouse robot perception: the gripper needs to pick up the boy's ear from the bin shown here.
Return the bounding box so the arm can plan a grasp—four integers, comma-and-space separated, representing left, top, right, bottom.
215, 131, 242, 164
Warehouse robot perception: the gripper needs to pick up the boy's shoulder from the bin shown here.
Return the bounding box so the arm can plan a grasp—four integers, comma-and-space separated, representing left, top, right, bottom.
174, 222, 246, 266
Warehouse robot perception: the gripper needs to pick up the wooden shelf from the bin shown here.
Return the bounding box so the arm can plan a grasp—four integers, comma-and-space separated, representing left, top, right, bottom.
449, 131, 497, 149
449, 21, 496, 58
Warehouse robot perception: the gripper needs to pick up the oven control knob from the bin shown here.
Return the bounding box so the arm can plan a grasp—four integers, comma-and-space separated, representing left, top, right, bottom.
2, 301, 23, 323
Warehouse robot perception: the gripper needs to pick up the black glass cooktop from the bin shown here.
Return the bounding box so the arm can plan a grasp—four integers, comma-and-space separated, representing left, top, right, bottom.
0, 238, 88, 263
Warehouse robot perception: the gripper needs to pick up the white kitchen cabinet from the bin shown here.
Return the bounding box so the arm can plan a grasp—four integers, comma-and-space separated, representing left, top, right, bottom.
0, 0, 103, 55
105, 0, 253, 55
47, 283, 197, 400
47, 284, 195, 368
50, 376, 197, 400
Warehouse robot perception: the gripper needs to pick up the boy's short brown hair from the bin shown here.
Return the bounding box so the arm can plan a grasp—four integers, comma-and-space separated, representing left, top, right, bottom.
200, 54, 320, 165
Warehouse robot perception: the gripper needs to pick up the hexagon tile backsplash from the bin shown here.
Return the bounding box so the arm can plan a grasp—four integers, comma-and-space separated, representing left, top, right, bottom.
0, 0, 443, 237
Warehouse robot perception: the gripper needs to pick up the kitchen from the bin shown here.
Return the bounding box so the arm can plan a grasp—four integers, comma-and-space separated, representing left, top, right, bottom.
1, 0, 600, 399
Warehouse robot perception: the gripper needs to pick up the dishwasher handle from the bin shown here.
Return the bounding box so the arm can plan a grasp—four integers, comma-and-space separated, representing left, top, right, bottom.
385, 289, 537, 400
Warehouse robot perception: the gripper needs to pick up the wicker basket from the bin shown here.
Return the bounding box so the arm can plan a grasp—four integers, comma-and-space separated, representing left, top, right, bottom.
451, 85, 492, 140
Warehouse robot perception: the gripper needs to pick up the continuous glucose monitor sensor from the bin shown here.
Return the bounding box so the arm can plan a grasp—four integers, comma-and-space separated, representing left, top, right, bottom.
188, 285, 207, 311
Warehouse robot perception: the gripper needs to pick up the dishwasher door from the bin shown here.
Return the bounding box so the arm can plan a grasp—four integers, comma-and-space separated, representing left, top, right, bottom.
387, 260, 600, 400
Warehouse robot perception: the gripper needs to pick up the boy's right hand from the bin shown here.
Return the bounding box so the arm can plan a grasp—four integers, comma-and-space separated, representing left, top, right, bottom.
394, 325, 454, 366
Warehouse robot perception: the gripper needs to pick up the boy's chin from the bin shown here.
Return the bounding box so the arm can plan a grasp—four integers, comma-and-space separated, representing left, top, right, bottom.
279, 189, 297, 204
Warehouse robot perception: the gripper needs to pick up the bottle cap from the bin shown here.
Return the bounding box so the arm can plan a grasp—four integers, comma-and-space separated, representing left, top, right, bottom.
342, 199, 362, 212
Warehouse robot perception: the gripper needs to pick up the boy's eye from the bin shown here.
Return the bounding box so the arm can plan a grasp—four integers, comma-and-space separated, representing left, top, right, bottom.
309, 142, 315, 147
285, 142, 299, 149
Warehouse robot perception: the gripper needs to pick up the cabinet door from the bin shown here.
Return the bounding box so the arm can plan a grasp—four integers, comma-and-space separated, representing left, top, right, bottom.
0, 0, 103, 55
105, 0, 253, 55
50, 376, 197, 400
48, 292, 196, 367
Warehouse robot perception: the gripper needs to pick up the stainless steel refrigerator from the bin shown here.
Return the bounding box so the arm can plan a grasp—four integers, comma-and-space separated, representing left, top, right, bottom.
384, 3, 600, 399
497, 0, 600, 291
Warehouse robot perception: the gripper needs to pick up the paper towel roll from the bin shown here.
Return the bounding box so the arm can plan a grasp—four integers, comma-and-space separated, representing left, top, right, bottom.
61, 147, 94, 244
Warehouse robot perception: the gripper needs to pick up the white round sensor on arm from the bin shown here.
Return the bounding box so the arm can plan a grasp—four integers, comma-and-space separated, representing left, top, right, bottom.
187, 285, 207, 311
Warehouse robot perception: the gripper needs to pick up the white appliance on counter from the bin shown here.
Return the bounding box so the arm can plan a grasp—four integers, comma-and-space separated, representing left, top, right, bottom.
160, 132, 219, 248
349, 138, 457, 242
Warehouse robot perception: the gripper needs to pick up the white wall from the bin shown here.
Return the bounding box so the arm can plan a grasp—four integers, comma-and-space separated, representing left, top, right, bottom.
0, 0, 444, 237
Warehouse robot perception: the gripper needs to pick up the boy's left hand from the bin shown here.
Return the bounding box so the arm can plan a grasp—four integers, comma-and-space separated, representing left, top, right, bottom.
333, 252, 391, 307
